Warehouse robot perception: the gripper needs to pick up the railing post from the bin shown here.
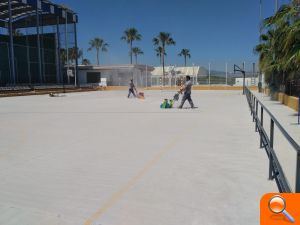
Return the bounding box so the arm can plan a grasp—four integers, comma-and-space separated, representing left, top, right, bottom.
255, 100, 258, 132
296, 152, 300, 192
251, 94, 253, 115
260, 106, 264, 148
253, 97, 256, 122
269, 119, 275, 180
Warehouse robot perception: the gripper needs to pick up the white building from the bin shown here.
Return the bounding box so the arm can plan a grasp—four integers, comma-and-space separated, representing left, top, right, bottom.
234, 74, 265, 87
151, 66, 207, 86
78, 64, 154, 87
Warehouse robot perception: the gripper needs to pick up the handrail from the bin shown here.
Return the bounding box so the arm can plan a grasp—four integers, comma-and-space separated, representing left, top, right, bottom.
248, 90, 300, 153
245, 87, 300, 193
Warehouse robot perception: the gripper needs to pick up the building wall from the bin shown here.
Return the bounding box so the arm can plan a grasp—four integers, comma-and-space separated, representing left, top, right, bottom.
78, 67, 152, 87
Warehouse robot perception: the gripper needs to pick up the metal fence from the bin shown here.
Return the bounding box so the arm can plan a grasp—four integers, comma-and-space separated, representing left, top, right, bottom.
285, 80, 300, 97
150, 73, 259, 87
245, 87, 300, 193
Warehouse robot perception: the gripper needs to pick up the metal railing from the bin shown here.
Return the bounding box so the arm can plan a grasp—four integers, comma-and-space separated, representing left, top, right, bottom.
245, 87, 300, 193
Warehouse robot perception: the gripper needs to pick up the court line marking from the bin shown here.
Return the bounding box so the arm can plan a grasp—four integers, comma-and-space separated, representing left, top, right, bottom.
83, 135, 181, 225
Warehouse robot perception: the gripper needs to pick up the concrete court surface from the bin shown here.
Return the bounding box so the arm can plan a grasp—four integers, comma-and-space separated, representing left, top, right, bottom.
0, 90, 277, 225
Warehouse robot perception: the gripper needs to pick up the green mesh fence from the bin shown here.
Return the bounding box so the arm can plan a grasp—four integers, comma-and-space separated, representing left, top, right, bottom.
0, 33, 57, 86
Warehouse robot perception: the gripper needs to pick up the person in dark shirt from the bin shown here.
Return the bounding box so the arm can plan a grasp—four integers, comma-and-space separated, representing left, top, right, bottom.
178, 76, 195, 109
128, 79, 137, 98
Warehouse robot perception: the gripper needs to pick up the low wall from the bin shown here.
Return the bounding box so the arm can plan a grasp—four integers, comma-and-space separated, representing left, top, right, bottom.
263, 87, 299, 112
0, 85, 258, 98
277, 93, 299, 111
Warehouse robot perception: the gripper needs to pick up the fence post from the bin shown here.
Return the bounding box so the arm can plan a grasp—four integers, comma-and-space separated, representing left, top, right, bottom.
269, 119, 275, 180
255, 100, 258, 132
260, 107, 264, 148
298, 95, 300, 124
296, 152, 300, 192
251, 94, 253, 115
253, 97, 256, 122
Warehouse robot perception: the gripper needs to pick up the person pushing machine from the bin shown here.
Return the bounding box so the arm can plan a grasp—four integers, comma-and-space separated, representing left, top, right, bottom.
128, 79, 137, 98
178, 75, 195, 109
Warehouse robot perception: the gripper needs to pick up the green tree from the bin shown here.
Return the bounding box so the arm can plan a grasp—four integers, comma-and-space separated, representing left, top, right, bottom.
82, 58, 91, 65
88, 37, 109, 65
132, 47, 144, 64
153, 32, 176, 85
121, 28, 142, 64
69, 47, 83, 63
254, 3, 300, 93
178, 49, 191, 67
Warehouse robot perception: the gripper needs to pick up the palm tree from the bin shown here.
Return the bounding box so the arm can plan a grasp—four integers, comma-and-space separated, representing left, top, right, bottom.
121, 28, 142, 64
254, 3, 300, 93
178, 49, 191, 67
132, 47, 144, 64
69, 47, 83, 63
82, 58, 91, 65
88, 37, 109, 65
153, 32, 176, 86
155, 47, 166, 64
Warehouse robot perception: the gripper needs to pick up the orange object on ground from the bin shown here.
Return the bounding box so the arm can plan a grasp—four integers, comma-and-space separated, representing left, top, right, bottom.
137, 92, 145, 99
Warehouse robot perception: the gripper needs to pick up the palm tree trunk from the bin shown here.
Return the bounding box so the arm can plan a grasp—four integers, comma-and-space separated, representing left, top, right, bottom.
184, 56, 187, 67
96, 49, 99, 65
135, 55, 137, 64
162, 47, 165, 86
130, 41, 133, 64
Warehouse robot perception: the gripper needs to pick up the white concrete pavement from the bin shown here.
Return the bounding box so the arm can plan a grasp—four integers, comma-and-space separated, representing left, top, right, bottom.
0, 90, 277, 225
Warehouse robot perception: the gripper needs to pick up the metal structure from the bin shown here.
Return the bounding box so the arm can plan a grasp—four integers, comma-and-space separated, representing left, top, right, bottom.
245, 87, 300, 193
0, 0, 78, 87
234, 64, 246, 94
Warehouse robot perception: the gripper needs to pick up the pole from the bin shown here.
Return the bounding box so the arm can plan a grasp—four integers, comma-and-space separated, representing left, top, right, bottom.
192, 63, 195, 85
25, 18, 31, 85
196, 64, 198, 85
226, 62, 228, 85
260, 0, 263, 28
259, 0, 263, 93
65, 11, 69, 84
36, 0, 43, 84
8, 0, 16, 85
146, 65, 148, 88
275, 0, 278, 12
56, 16, 61, 84
253, 63, 256, 86
74, 20, 79, 87
208, 62, 211, 85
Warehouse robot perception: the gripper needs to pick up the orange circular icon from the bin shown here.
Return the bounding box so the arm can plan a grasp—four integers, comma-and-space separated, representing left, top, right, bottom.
269, 195, 286, 213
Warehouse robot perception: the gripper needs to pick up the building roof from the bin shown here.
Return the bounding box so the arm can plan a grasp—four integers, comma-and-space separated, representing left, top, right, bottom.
0, 0, 77, 29
151, 66, 208, 77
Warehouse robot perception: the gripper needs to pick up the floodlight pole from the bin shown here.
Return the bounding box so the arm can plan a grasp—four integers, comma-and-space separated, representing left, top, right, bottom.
65, 10, 70, 85
146, 65, 148, 88
208, 62, 211, 85
74, 19, 79, 87
8, 0, 16, 85
234, 64, 246, 95
192, 63, 195, 85
226, 62, 228, 85
36, 0, 43, 84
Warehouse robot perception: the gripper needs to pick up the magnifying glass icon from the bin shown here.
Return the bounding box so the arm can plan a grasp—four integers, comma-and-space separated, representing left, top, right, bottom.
268, 195, 295, 223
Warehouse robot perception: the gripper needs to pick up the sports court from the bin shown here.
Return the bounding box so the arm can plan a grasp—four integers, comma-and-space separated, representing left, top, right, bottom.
0, 90, 277, 225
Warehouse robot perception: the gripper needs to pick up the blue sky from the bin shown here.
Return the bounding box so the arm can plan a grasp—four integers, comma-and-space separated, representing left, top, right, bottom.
56, 0, 290, 71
